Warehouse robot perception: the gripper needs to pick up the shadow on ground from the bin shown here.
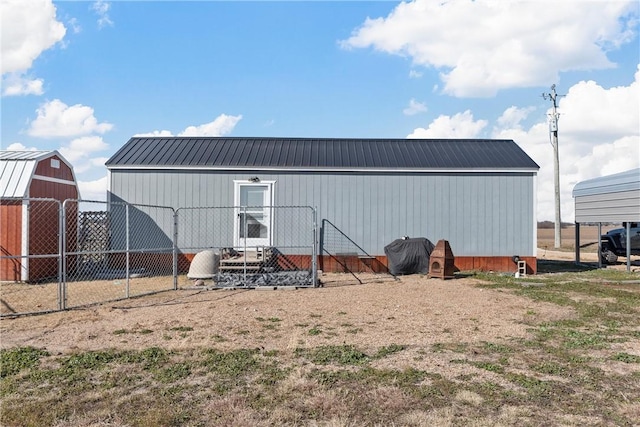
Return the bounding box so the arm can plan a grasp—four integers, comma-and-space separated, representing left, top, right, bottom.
536, 259, 599, 274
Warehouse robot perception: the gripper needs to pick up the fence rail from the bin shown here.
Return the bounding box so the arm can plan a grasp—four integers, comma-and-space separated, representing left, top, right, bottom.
320, 218, 393, 283
1, 199, 317, 317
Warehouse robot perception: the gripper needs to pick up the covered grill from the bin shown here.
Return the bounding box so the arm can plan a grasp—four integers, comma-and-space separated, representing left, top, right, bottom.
384, 237, 435, 276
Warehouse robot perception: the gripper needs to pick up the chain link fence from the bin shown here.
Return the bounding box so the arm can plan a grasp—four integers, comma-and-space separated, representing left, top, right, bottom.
2, 201, 318, 316
1, 198, 63, 315
176, 206, 317, 288
61, 200, 177, 309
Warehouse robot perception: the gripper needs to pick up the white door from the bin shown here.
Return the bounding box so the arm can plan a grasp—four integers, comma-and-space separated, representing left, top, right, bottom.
234, 181, 274, 248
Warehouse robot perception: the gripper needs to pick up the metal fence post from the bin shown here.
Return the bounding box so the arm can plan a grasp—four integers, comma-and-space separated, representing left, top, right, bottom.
58, 199, 70, 310
75, 201, 81, 286
242, 206, 247, 279
312, 207, 318, 287
125, 203, 130, 298
59, 200, 65, 311
21, 199, 30, 282
173, 209, 178, 290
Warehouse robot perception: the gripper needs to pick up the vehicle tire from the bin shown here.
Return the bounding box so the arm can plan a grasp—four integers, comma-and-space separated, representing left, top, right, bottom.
601, 249, 618, 265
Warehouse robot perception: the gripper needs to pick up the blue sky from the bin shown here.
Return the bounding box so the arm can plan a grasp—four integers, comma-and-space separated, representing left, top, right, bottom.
2, 0, 639, 221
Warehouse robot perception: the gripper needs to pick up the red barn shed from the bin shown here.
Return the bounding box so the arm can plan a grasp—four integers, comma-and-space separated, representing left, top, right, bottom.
1, 151, 80, 282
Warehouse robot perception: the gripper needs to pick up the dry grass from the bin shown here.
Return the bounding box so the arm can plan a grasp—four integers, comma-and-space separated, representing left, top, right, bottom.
2, 267, 639, 426
1, 226, 639, 426
1, 275, 176, 316
3, 225, 634, 317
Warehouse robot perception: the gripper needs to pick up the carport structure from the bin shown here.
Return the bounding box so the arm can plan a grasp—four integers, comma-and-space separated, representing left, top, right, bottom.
572, 168, 640, 271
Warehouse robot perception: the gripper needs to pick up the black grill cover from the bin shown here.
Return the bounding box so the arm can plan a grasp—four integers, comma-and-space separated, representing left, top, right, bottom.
384, 237, 435, 275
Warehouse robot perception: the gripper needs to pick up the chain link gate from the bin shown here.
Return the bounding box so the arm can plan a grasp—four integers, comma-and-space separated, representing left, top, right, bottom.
2, 201, 318, 316
61, 200, 177, 309
1, 198, 63, 315
176, 206, 317, 288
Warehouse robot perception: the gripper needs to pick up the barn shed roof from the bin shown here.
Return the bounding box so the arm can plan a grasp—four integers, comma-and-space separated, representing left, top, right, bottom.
106, 137, 539, 172
0, 150, 71, 198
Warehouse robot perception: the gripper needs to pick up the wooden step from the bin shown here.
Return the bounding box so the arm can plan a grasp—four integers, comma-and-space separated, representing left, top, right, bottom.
219, 265, 263, 272
220, 261, 264, 267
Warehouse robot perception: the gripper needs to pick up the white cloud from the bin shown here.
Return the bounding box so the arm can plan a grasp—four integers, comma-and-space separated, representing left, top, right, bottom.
409, 69, 423, 79
1, 0, 65, 97
408, 110, 487, 138
78, 175, 109, 202
133, 130, 174, 137
58, 136, 109, 173
92, 1, 113, 29
16, 98, 113, 194
403, 98, 428, 116
496, 106, 536, 130
490, 67, 639, 222
557, 70, 640, 141
27, 99, 113, 138
1, 0, 66, 74
1, 74, 44, 96
407, 67, 639, 221
68, 17, 82, 34
179, 114, 243, 136
135, 114, 243, 137
342, 0, 638, 97
4, 142, 38, 151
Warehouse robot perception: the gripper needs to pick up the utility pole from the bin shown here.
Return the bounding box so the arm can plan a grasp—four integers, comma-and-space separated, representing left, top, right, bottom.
542, 85, 562, 249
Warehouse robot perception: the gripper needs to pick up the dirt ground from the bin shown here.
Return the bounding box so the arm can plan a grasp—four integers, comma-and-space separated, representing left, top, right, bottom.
3, 247, 637, 356
1, 225, 638, 356
0, 271, 575, 356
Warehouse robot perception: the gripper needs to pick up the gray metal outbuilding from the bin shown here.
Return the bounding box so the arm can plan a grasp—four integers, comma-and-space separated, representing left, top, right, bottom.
106, 137, 540, 273
572, 168, 640, 269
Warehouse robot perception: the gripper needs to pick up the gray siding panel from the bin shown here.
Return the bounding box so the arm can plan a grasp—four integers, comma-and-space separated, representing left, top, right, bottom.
110, 170, 536, 257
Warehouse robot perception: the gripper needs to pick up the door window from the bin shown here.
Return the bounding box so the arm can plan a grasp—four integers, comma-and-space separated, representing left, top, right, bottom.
234, 181, 274, 248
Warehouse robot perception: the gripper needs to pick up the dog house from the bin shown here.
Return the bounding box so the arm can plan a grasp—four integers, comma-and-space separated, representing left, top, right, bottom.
0, 151, 80, 282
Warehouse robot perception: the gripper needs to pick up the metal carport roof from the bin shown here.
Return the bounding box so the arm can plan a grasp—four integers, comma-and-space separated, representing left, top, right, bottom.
572, 168, 640, 223
572, 168, 640, 270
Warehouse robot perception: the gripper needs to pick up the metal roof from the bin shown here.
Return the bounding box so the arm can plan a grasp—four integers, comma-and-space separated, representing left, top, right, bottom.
106, 137, 539, 172
0, 150, 66, 197
0, 150, 55, 161
572, 168, 640, 197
